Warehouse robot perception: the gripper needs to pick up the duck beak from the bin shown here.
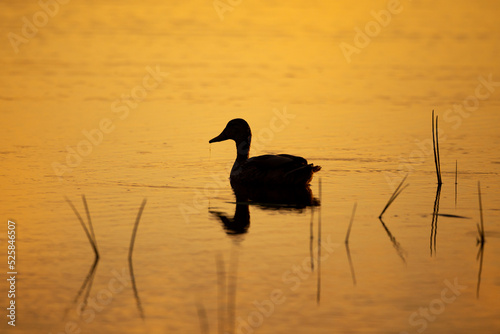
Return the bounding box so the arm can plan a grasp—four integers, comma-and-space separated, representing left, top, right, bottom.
209, 131, 228, 143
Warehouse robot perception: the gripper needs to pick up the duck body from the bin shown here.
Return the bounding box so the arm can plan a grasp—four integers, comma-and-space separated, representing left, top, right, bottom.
231, 153, 320, 186
209, 119, 321, 186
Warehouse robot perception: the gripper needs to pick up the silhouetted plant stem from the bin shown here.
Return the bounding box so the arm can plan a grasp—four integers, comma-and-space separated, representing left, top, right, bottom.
82, 195, 99, 256
128, 198, 147, 259
477, 182, 485, 245
345, 203, 357, 244
379, 174, 409, 218
432, 110, 443, 185
65, 196, 99, 259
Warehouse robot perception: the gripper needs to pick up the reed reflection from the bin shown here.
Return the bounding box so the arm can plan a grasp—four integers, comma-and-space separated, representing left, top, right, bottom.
64, 195, 100, 318
345, 203, 357, 286
65, 196, 147, 320
66, 256, 99, 319
476, 240, 485, 298
476, 182, 486, 299
210, 182, 323, 311
196, 250, 239, 333
430, 184, 442, 256
378, 176, 408, 264
128, 198, 147, 320
378, 217, 407, 264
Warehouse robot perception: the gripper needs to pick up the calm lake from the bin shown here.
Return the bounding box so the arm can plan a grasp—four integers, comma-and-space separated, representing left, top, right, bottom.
0, 1, 499, 333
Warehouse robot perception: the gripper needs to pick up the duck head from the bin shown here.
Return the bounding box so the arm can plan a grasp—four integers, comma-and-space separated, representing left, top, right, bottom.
209, 119, 252, 160
209, 118, 251, 144
210, 118, 253, 177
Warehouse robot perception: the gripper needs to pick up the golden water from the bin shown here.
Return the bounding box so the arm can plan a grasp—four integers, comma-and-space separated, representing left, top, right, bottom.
1, 1, 500, 333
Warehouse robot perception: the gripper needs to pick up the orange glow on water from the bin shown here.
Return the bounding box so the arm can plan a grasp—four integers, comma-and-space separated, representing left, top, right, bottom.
1, 1, 500, 333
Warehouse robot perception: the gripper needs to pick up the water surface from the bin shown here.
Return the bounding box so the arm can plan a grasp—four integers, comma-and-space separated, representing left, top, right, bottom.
0, 1, 500, 333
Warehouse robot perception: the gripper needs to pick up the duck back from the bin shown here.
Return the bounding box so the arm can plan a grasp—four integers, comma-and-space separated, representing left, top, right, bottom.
231, 154, 321, 186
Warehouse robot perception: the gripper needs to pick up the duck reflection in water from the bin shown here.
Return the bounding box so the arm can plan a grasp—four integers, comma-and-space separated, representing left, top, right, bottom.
209, 118, 321, 235
210, 184, 320, 235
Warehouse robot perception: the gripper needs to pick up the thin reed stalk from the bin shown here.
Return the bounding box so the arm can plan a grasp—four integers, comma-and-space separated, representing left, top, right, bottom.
379, 174, 409, 218
345, 203, 357, 244
65, 196, 99, 258
477, 182, 485, 244
432, 110, 443, 184
82, 195, 99, 256
128, 198, 147, 259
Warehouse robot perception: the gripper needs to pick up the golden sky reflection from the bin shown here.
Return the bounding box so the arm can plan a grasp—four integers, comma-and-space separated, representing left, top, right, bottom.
0, 1, 500, 333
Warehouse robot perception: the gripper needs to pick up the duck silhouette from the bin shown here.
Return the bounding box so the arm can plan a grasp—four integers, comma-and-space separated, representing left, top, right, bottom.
209, 118, 321, 186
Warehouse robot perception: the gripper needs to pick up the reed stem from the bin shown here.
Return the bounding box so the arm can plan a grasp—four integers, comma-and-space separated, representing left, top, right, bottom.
379, 174, 409, 218
432, 110, 443, 185
128, 198, 147, 260
345, 203, 357, 244
65, 196, 99, 258
477, 182, 485, 244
